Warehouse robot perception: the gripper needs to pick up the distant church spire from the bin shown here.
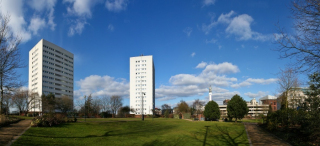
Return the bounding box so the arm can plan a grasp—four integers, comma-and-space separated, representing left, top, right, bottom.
209, 85, 212, 101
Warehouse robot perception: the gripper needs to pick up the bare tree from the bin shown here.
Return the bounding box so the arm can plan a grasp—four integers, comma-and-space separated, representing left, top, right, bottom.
55, 96, 73, 114
277, 68, 300, 109
161, 104, 171, 110
110, 95, 123, 116
12, 89, 29, 115
176, 100, 190, 113
28, 91, 39, 115
2, 92, 12, 115
0, 14, 24, 114
100, 95, 110, 112
192, 99, 205, 117
275, 0, 320, 72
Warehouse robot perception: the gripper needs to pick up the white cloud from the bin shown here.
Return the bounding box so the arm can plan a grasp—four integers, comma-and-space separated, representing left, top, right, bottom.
108, 24, 114, 31
191, 52, 196, 57
28, 0, 57, 31
205, 38, 217, 44
225, 14, 254, 40
0, 0, 31, 42
196, 61, 207, 68
64, 0, 102, 36
68, 19, 87, 36
211, 91, 240, 104
169, 74, 205, 86
156, 62, 239, 101
64, 0, 99, 17
203, 0, 216, 6
231, 78, 278, 88
244, 91, 267, 98
202, 62, 240, 74
183, 27, 192, 37
156, 85, 207, 101
75, 75, 129, 99
217, 10, 235, 23
28, 17, 46, 35
202, 10, 274, 41
105, 0, 128, 12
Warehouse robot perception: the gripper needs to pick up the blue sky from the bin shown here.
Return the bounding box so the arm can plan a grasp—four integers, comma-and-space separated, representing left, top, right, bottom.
1, 0, 297, 108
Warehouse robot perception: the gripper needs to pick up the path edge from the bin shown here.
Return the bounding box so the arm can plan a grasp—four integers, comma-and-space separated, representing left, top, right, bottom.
6, 120, 31, 146
243, 123, 253, 146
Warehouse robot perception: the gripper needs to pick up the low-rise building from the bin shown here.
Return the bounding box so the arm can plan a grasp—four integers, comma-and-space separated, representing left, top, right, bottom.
277, 87, 309, 110
260, 95, 277, 111
219, 98, 269, 118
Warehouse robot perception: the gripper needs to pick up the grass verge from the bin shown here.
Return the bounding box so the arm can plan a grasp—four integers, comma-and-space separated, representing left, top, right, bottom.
12, 118, 249, 146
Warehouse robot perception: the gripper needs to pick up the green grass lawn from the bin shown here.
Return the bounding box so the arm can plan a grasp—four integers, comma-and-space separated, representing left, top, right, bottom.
12, 115, 35, 120
238, 118, 263, 123
12, 118, 249, 146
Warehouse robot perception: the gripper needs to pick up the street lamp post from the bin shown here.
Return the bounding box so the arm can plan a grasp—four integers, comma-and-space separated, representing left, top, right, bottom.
84, 96, 86, 122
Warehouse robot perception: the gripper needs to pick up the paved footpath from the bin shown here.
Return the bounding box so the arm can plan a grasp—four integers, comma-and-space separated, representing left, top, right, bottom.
0, 120, 31, 146
244, 123, 291, 146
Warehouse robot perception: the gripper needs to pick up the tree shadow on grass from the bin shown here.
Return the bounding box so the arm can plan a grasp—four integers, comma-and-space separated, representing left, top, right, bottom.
191, 124, 249, 146
142, 138, 183, 146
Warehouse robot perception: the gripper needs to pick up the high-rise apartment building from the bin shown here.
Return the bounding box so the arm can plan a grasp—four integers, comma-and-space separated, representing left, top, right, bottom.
29, 39, 74, 112
130, 55, 155, 115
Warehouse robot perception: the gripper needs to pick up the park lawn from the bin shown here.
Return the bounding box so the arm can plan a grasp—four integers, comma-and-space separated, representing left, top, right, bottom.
12, 115, 35, 120
12, 118, 249, 146
238, 118, 263, 123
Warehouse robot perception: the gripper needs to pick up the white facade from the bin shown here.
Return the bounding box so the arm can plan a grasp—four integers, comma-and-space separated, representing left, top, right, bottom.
28, 39, 74, 112
209, 86, 212, 101
219, 98, 269, 118
130, 55, 155, 115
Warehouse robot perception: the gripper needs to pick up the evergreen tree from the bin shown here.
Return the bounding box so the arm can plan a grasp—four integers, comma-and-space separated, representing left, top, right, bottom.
227, 94, 248, 123
203, 101, 220, 121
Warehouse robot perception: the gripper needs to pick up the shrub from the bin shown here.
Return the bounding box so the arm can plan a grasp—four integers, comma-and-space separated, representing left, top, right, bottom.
31, 114, 76, 127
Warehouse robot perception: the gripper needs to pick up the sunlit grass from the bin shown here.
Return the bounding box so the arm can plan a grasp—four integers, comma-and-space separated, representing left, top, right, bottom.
13, 118, 249, 146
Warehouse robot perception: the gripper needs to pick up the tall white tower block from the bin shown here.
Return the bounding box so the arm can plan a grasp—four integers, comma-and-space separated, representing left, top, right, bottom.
209, 86, 212, 101
130, 55, 155, 115
29, 39, 74, 112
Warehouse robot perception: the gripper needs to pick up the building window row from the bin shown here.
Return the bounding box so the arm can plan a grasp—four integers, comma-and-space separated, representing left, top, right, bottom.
43, 50, 54, 56
32, 58, 38, 64
43, 70, 54, 75
136, 100, 146, 102
32, 73, 38, 77
43, 60, 54, 66
43, 80, 53, 85
65, 68, 73, 73
43, 45, 55, 52
43, 75, 54, 80
43, 86, 54, 89
135, 60, 146, 63
135, 104, 146, 106
55, 50, 63, 56
65, 63, 73, 68
32, 78, 38, 82
32, 83, 37, 86
64, 54, 73, 60
32, 63, 38, 69
32, 53, 38, 60
32, 48, 38, 55
43, 65, 54, 70
32, 68, 38, 73
43, 55, 54, 61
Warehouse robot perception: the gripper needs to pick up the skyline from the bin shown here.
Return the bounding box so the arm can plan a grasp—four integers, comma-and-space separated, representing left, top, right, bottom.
0, 0, 302, 108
